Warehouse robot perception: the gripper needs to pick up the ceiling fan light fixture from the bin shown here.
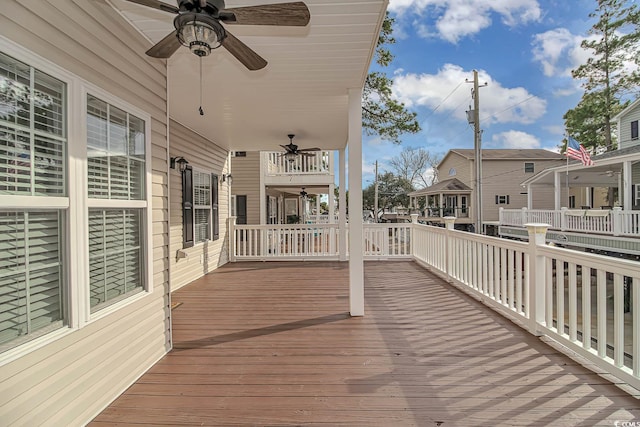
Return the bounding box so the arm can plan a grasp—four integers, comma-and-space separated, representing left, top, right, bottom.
285, 152, 297, 163
174, 13, 226, 57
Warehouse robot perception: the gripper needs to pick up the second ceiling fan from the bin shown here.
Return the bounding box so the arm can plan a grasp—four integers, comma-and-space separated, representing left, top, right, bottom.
124, 0, 310, 70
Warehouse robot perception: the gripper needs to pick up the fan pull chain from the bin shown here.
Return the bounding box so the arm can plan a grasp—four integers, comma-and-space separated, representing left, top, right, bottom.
198, 56, 204, 116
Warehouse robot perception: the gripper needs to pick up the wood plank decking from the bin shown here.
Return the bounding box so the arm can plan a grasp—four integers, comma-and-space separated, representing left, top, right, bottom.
91, 261, 640, 426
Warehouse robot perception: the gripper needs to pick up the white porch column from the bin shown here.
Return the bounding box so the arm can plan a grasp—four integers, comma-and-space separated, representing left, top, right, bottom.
526, 223, 549, 336
347, 87, 364, 317
623, 161, 632, 210
259, 153, 266, 225
585, 187, 592, 208
554, 171, 562, 210
527, 184, 533, 209
328, 183, 335, 222
338, 148, 347, 261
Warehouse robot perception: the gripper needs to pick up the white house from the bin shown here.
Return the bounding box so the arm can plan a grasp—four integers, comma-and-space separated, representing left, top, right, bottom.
0, 0, 385, 423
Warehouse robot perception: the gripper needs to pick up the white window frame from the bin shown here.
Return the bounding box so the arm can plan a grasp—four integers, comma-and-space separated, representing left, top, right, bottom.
635, 184, 640, 205
0, 37, 153, 363
230, 194, 237, 217
496, 195, 509, 205
524, 162, 534, 173
82, 86, 152, 319
192, 168, 213, 244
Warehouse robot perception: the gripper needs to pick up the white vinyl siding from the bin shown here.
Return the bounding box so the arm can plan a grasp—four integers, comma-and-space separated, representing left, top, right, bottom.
0, 3, 168, 425
169, 120, 229, 291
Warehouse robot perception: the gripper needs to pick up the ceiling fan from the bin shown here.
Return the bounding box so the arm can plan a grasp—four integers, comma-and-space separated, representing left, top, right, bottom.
123, 0, 311, 70
300, 187, 308, 198
280, 134, 320, 161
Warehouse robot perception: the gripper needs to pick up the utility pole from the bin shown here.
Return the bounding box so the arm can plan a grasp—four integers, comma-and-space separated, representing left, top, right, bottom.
466, 70, 487, 234
374, 160, 379, 223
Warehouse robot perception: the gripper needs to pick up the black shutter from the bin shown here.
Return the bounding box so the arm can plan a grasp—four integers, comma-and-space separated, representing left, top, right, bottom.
632, 120, 638, 139
182, 166, 194, 248
495, 195, 499, 204
212, 174, 219, 240
506, 195, 510, 204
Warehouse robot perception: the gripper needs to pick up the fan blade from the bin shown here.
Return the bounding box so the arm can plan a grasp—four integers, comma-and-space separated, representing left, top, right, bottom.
300, 152, 316, 157
222, 31, 267, 70
222, 2, 310, 26
298, 148, 320, 152
146, 30, 181, 58
122, 0, 179, 14
280, 144, 293, 152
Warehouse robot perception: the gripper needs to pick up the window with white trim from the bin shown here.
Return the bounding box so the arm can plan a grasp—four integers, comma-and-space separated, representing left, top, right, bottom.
182, 168, 219, 247
87, 94, 146, 311
524, 162, 534, 173
631, 120, 638, 140
495, 195, 510, 205
193, 169, 212, 242
0, 45, 152, 351
0, 51, 66, 348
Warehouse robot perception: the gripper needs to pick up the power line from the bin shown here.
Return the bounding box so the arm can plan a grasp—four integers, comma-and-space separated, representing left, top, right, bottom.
423, 81, 465, 120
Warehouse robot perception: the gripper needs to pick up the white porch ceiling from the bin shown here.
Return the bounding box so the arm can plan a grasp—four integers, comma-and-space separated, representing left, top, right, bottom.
108, 0, 387, 152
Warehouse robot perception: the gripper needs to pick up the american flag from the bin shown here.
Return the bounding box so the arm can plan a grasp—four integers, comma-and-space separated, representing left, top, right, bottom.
566, 137, 594, 166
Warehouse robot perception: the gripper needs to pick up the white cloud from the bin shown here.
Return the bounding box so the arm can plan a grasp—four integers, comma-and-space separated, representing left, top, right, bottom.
531, 28, 589, 77
389, 0, 541, 43
392, 64, 547, 125
490, 130, 540, 148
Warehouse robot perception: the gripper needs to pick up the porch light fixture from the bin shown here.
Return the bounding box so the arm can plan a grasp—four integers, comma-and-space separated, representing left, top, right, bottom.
222, 173, 233, 184
170, 156, 189, 172
175, 13, 226, 57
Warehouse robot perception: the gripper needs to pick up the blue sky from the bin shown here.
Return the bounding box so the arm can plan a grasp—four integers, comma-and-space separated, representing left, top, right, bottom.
361, 0, 635, 187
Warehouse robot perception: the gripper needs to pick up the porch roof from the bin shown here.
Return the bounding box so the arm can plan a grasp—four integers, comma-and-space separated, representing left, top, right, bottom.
109, 0, 387, 152
522, 144, 640, 187
91, 261, 640, 425
409, 178, 471, 196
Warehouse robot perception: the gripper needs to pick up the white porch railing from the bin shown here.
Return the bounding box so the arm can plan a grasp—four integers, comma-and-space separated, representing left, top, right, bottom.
305, 214, 339, 224
230, 220, 411, 260
414, 221, 640, 390
265, 151, 332, 175
500, 207, 640, 236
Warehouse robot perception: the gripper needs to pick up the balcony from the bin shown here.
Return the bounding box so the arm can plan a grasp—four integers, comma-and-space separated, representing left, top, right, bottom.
92, 221, 640, 424
93, 258, 639, 425
264, 151, 333, 176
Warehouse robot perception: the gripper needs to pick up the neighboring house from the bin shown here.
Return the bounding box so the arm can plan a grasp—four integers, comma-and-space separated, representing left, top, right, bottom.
0, 1, 384, 424
497, 98, 640, 255
522, 97, 640, 211
231, 150, 336, 225
409, 149, 565, 231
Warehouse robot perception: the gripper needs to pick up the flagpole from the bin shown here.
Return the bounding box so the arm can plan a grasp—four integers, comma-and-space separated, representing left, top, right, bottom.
565, 135, 569, 207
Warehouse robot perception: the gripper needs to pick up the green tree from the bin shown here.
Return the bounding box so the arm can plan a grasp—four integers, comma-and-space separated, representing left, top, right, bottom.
565, 0, 640, 151
363, 172, 414, 214
362, 13, 421, 144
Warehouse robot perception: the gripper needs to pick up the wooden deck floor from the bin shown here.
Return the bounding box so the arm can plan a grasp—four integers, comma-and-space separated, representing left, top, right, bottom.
91, 261, 640, 426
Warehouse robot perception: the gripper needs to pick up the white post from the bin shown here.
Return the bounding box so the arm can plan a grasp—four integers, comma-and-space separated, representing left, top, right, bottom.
259, 153, 267, 225
527, 184, 533, 209
526, 222, 548, 336
338, 148, 347, 261
560, 207, 567, 231
328, 183, 335, 223
554, 171, 562, 210
410, 214, 418, 255
623, 161, 632, 210
521, 207, 527, 227
612, 206, 623, 236
228, 216, 237, 262
443, 216, 456, 283
348, 88, 364, 316
585, 187, 592, 208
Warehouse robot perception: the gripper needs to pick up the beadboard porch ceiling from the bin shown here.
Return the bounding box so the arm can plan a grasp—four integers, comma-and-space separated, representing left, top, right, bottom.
108, 0, 387, 152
